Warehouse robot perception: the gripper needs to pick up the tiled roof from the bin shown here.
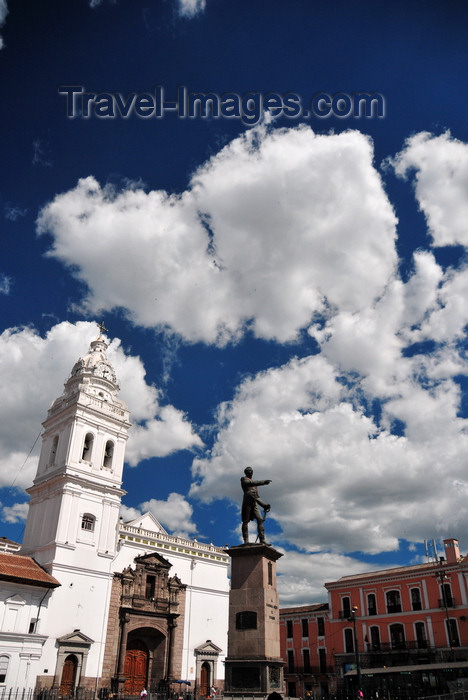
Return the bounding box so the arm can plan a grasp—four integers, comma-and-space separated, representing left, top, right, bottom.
0, 552, 60, 588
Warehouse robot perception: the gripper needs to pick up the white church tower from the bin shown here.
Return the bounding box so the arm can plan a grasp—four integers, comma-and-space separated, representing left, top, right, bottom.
21, 330, 131, 689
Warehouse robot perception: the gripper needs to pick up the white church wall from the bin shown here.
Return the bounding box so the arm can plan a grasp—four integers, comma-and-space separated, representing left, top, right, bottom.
0, 583, 51, 692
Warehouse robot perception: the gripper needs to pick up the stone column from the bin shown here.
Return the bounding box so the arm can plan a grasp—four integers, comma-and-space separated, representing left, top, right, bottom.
224, 544, 284, 697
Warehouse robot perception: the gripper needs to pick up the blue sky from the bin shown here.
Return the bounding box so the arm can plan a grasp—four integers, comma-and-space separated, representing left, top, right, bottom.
1, 0, 468, 605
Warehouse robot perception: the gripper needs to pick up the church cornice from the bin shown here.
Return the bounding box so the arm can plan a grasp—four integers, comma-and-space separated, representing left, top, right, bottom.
27, 471, 126, 498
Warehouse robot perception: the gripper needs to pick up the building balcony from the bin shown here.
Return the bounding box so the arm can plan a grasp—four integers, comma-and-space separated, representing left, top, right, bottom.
336, 646, 468, 670
439, 597, 456, 608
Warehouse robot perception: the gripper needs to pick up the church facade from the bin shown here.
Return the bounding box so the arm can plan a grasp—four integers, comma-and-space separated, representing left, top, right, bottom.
11, 335, 229, 695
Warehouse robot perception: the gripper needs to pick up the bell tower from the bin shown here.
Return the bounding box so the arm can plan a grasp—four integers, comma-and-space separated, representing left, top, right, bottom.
21, 333, 131, 572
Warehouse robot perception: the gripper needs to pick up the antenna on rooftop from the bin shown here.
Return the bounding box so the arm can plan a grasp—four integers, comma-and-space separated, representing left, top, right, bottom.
424, 538, 439, 563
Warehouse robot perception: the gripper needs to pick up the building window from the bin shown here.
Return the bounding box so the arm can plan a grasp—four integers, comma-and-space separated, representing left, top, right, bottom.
319, 647, 327, 673
411, 588, 422, 611
236, 611, 257, 630
415, 621, 427, 648
341, 596, 351, 618
344, 628, 354, 653
103, 440, 114, 469
386, 589, 402, 613
0, 656, 9, 683
446, 618, 460, 647
390, 623, 405, 649
81, 513, 95, 532
370, 625, 381, 651
82, 433, 94, 461
303, 648, 311, 672
287, 650, 294, 673
317, 616, 325, 637
367, 593, 377, 615
302, 618, 309, 637
440, 582, 454, 608
286, 620, 293, 638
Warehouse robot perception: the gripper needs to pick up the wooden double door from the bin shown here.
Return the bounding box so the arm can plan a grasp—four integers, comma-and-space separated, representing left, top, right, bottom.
124, 641, 148, 694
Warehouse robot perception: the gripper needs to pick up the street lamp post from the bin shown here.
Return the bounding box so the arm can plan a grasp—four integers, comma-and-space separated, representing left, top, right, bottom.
349, 605, 362, 699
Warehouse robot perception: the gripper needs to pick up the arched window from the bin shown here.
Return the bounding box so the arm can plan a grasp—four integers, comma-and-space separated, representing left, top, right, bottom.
386, 589, 402, 613
82, 433, 94, 461
341, 596, 351, 618
81, 513, 96, 532
390, 623, 405, 649
370, 626, 381, 651
103, 440, 114, 469
367, 593, 377, 615
0, 655, 9, 683
344, 628, 354, 653
441, 582, 454, 607
50, 436, 59, 465
411, 588, 422, 611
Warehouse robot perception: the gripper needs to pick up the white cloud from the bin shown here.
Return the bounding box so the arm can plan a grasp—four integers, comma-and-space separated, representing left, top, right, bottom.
1, 501, 28, 524
0, 322, 201, 489
177, 0, 206, 17
121, 493, 198, 538
277, 551, 379, 607
392, 131, 468, 247
0, 0, 7, 50
32, 127, 468, 561
0, 274, 11, 295
37, 125, 397, 345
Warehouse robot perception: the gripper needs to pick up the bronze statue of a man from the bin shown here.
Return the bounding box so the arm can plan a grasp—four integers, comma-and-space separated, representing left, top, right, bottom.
241, 466, 272, 545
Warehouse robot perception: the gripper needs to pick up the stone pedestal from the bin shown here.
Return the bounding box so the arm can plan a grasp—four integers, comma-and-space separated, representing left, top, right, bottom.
224, 544, 284, 697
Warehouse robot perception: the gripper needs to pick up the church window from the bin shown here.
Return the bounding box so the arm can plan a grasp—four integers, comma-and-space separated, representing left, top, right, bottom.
0, 655, 9, 683
50, 436, 59, 465
29, 618, 38, 634
82, 433, 94, 461
146, 575, 156, 599
103, 440, 114, 469
81, 513, 95, 532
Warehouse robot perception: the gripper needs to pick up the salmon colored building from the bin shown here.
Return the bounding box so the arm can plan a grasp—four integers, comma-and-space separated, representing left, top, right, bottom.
281, 538, 468, 699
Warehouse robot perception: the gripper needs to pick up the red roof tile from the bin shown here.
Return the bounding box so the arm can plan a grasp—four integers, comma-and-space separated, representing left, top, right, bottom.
0, 552, 60, 588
